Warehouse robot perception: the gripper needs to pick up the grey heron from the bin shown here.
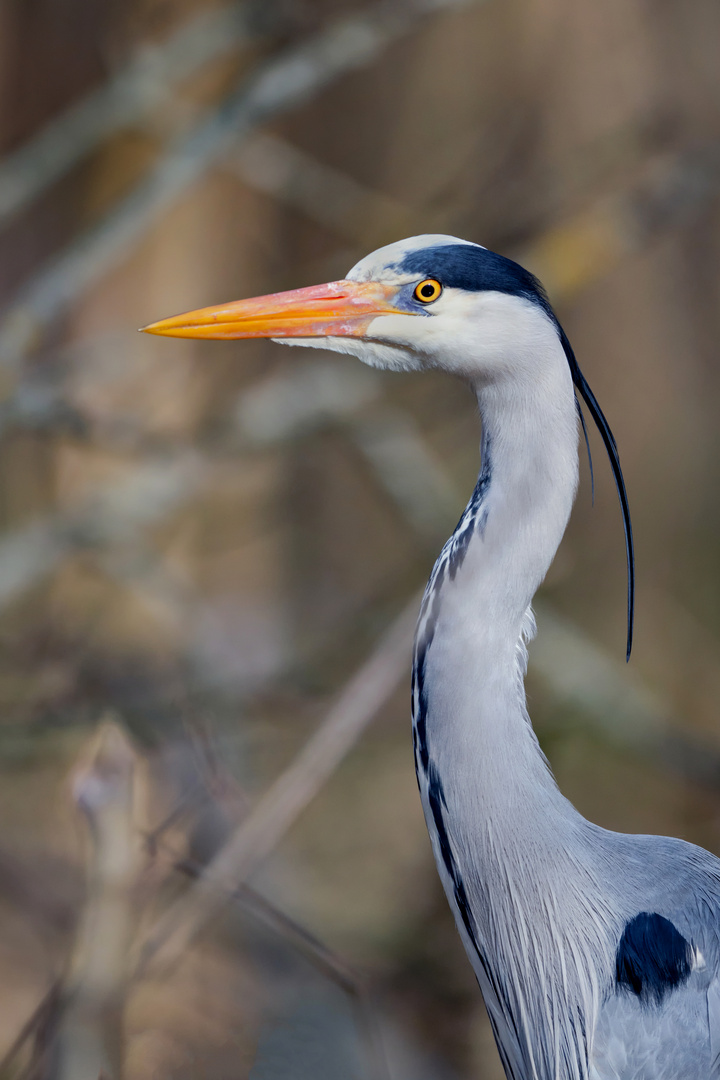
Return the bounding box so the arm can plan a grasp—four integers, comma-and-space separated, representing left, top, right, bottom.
143, 235, 720, 1079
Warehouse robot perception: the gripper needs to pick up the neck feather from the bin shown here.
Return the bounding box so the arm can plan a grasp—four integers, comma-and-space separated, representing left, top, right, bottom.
413, 334, 579, 811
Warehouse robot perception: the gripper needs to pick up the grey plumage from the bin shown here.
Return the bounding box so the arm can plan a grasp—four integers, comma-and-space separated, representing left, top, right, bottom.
144, 233, 720, 1079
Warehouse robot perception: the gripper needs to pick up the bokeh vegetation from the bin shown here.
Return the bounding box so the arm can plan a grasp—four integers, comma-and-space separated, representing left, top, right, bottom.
0, 1, 720, 1077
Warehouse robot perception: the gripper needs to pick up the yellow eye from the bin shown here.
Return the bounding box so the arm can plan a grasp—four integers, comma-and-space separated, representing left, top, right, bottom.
414, 278, 442, 304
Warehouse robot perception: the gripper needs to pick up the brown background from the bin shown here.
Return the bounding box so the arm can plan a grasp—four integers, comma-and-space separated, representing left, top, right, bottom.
0, 1, 719, 1077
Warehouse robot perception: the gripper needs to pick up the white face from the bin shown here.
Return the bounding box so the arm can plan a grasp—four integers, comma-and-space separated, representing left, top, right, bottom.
274, 234, 563, 385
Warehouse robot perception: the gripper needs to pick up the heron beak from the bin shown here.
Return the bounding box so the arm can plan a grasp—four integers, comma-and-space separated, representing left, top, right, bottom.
140, 280, 401, 340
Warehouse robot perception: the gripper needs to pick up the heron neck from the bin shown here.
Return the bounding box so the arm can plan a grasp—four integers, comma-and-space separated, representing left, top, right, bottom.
470, 369, 579, 643
413, 341, 605, 1080
414, 347, 579, 812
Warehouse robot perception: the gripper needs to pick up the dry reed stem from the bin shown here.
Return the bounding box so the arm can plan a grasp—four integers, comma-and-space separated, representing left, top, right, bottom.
54, 719, 142, 1080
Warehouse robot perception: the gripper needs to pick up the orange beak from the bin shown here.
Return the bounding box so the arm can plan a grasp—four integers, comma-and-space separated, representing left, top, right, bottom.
140, 280, 401, 340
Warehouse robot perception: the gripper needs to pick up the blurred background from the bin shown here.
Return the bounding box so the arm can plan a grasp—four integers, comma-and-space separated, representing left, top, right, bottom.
0, 0, 719, 1076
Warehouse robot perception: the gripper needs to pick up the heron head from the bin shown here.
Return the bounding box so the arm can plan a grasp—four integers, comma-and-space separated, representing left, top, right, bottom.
141, 234, 563, 382
142, 233, 635, 658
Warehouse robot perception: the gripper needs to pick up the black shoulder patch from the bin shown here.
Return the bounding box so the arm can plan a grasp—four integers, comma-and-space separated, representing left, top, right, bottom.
616, 912, 693, 1006
398, 244, 554, 319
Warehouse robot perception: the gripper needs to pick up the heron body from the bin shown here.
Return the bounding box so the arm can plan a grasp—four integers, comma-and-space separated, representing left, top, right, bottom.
144, 235, 720, 1078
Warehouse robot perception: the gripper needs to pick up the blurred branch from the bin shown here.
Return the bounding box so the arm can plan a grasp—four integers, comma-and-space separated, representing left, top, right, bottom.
235, 359, 463, 541
1, 122, 717, 439
231, 127, 720, 312
0, 3, 257, 229
145, 781, 366, 1000
0, 981, 62, 1079
166, 849, 359, 998
530, 601, 720, 788
350, 405, 462, 543
173, 862, 391, 1080
518, 144, 720, 302
146, 813, 391, 1080
234, 356, 383, 442
0, 0, 481, 373
230, 132, 413, 244
136, 593, 419, 974
54, 720, 141, 1080
0, 451, 203, 612
530, 601, 669, 752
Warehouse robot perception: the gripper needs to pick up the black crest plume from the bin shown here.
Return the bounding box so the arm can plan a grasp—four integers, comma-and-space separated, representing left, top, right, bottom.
560, 327, 635, 660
